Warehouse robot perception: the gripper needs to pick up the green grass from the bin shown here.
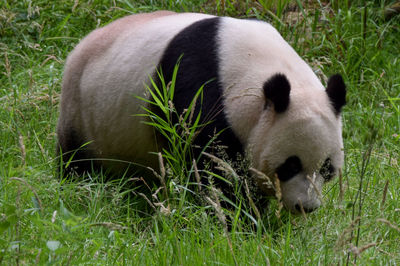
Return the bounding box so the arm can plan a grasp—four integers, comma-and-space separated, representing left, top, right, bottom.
1, 0, 399, 264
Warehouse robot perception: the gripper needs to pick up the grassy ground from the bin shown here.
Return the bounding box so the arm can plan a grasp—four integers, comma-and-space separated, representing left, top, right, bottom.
1, 0, 399, 264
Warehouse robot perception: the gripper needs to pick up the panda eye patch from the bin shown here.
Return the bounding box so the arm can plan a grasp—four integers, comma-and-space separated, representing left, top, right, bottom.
320, 158, 335, 181
276, 156, 302, 182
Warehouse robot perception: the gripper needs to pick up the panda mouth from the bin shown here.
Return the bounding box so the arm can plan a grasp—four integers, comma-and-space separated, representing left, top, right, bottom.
294, 203, 317, 213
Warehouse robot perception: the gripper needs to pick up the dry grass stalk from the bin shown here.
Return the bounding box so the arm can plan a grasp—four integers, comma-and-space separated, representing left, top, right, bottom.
381, 179, 389, 209
209, 187, 227, 230
145, 166, 164, 189
306, 174, 323, 203
188, 93, 198, 126
297, 200, 307, 220
249, 167, 274, 189
193, 159, 202, 192
244, 179, 261, 221
27, 1, 40, 19
18, 135, 26, 166
157, 152, 170, 211
152, 187, 163, 201
168, 99, 174, 111
154, 202, 171, 216
376, 218, 400, 232
136, 192, 157, 212
205, 185, 238, 266
139, 177, 152, 191
145, 156, 168, 204
335, 216, 361, 250
15, 109, 25, 121
339, 168, 344, 202
274, 175, 283, 220
10, 177, 43, 212
3, 52, 11, 79
72, 0, 79, 12
158, 152, 166, 182
349, 242, 376, 257
141, 160, 171, 216
202, 152, 239, 181
40, 54, 61, 66
274, 174, 282, 202
135, 177, 170, 214
126, 177, 141, 186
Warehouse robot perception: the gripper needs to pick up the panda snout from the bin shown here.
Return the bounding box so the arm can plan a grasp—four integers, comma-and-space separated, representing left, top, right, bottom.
279, 172, 323, 213
294, 203, 318, 213
285, 197, 321, 214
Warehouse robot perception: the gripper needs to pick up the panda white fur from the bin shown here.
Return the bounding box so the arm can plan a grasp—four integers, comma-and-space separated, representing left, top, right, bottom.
57, 11, 346, 213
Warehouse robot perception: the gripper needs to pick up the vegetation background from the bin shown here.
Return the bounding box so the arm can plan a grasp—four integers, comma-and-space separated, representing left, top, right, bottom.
1, 0, 399, 264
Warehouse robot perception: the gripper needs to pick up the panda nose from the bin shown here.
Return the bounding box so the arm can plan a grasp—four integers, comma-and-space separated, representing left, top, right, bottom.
295, 204, 317, 213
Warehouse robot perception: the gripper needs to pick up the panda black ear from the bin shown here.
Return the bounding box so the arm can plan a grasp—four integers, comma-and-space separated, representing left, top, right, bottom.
263, 73, 291, 113
326, 74, 346, 115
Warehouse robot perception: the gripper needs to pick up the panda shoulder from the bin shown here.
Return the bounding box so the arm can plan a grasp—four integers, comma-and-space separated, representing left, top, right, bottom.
219, 16, 282, 36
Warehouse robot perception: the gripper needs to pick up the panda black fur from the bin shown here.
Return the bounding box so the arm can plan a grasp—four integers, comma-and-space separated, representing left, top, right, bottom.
57, 11, 346, 213
157, 17, 245, 161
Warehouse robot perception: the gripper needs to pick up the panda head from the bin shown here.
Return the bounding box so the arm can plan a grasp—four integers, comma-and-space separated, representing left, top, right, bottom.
250, 73, 346, 213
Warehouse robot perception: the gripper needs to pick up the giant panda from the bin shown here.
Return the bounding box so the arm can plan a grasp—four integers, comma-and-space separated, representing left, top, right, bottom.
57, 11, 346, 213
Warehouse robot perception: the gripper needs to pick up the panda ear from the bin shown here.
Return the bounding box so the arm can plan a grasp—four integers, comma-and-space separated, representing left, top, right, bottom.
263, 73, 291, 113
326, 74, 346, 115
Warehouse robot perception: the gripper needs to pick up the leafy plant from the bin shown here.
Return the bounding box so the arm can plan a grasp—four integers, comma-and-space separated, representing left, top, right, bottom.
136, 57, 207, 181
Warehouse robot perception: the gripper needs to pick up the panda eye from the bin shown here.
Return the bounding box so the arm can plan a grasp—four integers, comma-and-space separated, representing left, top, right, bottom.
276, 156, 302, 182
320, 158, 335, 182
